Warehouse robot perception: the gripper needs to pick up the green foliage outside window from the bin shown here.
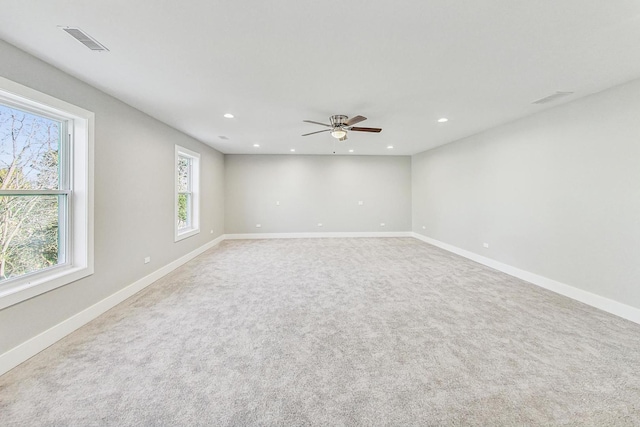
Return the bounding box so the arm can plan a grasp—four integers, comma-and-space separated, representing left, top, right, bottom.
178, 193, 188, 228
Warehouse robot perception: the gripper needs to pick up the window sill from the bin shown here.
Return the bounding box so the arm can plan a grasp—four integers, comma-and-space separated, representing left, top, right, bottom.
0, 264, 94, 310
175, 227, 200, 242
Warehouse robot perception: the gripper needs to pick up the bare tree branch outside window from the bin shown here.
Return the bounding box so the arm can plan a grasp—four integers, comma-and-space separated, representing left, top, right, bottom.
0, 104, 61, 281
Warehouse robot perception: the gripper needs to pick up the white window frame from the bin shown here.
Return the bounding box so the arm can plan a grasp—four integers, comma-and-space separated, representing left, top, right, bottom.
174, 145, 200, 241
0, 76, 94, 310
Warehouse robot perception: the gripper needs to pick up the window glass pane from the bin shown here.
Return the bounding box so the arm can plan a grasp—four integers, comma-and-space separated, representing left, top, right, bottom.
0, 104, 61, 190
177, 193, 190, 229
177, 157, 190, 192
0, 195, 62, 281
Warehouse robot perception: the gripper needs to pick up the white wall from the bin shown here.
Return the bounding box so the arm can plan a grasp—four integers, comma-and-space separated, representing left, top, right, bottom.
412, 78, 640, 310
225, 155, 411, 233
0, 40, 225, 353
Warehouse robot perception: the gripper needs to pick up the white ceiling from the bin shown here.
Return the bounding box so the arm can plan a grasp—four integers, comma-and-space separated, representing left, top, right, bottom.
1, 1, 640, 156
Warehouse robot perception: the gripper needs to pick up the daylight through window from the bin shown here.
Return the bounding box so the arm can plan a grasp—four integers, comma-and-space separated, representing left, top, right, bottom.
177, 156, 192, 230
0, 104, 68, 281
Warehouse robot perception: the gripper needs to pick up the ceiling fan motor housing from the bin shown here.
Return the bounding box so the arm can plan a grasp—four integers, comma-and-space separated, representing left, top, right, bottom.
330, 115, 348, 127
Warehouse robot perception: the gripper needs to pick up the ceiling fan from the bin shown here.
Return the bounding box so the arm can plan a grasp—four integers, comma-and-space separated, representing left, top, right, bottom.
302, 115, 382, 141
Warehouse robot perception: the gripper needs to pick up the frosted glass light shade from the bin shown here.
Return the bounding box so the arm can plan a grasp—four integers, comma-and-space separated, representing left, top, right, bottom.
331, 129, 347, 139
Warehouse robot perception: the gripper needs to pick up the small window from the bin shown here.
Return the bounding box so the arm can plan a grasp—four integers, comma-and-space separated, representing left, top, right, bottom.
175, 145, 200, 241
0, 76, 93, 309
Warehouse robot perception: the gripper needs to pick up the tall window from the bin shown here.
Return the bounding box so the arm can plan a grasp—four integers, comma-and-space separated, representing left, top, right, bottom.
0, 77, 93, 309
175, 145, 200, 241
0, 104, 66, 281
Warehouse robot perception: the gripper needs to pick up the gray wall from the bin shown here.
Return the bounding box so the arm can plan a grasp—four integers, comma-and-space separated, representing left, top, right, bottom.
225, 155, 411, 233
0, 40, 225, 353
412, 78, 640, 309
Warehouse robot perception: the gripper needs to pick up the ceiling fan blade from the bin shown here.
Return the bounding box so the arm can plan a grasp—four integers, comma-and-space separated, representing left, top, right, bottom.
345, 115, 367, 126
302, 129, 332, 136
350, 126, 382, 133
303, 120, 332, 127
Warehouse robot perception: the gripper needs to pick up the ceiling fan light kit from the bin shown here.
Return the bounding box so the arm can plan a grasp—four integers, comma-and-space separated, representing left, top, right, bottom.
302, 114, 382, 142
330, 129, 347, 139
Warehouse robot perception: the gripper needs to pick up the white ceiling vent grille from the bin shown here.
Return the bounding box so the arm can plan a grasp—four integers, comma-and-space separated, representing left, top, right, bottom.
532, 91, 574, 105
61, 27, 109, 52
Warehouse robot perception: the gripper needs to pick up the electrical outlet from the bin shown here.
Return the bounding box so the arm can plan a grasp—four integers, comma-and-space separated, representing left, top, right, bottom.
256, 224, 262, 228
210, 229, 214, 234
144, 256, 150, 264
317, 223, 323, 227
358, 201, 364, 205
380, 222, 386, 227
422, 225, 426, 230
276, 201, 280, 206
483, 243, 489, 248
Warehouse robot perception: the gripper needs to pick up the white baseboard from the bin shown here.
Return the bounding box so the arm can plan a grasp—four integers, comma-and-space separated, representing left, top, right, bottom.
224, 231, 413, 239
0, 235, 225, 377
411, 232, 640, 325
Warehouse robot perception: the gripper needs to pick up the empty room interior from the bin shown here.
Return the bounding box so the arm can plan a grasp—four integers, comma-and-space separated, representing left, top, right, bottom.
1, 1, 640, 425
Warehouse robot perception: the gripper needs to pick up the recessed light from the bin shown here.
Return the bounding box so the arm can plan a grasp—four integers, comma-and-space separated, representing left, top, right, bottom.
253, 144, 260, 147
437, 117, 448, 123
290, 149, 296, 152
387, 145, 394, 149
348, 149, 354, 153
223, 113, 234, 118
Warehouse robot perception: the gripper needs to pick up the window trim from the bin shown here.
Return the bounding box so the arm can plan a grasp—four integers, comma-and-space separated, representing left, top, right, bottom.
174, 145, 200, 241
0, 76, 94, 310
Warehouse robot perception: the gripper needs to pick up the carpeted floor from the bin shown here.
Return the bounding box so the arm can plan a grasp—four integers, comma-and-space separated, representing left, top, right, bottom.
1, 238, 640, 426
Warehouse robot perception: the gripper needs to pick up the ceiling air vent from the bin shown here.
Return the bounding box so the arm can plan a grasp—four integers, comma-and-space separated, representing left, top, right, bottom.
61, 27, 109, 52
532, 91, 574, 105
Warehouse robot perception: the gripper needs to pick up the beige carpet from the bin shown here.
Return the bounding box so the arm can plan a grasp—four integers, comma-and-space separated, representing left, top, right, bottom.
1, 237, 640, 426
